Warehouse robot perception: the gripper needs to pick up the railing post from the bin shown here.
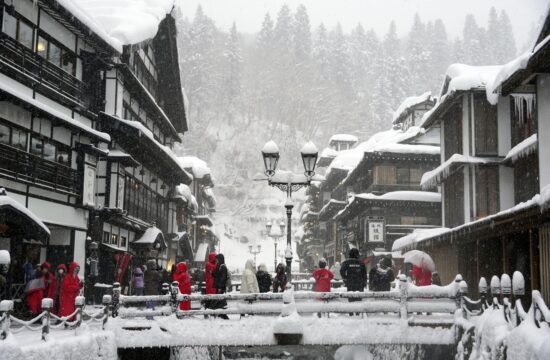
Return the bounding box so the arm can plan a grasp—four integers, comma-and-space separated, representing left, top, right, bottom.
490, 276, 501, 309
399, 274, 408, 322
162, 282, 170, 295
453, 275, 463, 311
479, 277, 488, 310
74, 296, 85, 328
501, 274, 512, 323
41, 298, 53, 341
102, 295, 112, 330
112, 282, 121, 318
459, 280, 468, 318
170, 281, 180, 314
512, 271, 525, 326
0, 300, 14, 340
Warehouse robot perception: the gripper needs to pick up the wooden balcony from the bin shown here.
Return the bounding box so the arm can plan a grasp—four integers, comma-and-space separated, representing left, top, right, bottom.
0, 143, 78, 194
0, 35, 84, 108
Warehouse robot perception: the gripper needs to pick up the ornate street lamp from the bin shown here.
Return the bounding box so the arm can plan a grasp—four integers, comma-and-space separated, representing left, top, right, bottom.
260, 140, 321, 282
248, 242, 261, 264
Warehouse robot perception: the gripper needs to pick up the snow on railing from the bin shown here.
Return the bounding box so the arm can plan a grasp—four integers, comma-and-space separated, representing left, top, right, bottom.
0, 293, 113, 342
454, 271, 550, 360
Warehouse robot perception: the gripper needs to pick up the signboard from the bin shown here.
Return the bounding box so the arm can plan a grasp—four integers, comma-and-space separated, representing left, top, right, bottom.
82, 164, 96, 207
116, 175, 125, 210
365, 217, 385, 243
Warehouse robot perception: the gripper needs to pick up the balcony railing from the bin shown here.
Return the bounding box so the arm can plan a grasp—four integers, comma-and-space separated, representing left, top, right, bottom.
0, 143, 78, 194
0, 35, 83, 105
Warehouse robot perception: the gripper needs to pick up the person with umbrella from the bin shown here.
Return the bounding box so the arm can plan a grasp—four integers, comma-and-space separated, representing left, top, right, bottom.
403, 250, 435, 286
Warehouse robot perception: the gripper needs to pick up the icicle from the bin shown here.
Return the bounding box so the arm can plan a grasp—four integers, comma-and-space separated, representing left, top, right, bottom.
512, 93, 536, 125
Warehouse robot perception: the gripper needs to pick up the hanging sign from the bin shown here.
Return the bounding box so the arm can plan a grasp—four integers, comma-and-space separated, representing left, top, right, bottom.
365, 216, 385, 243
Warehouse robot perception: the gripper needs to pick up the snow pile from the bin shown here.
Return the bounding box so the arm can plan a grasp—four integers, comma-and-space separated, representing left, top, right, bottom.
392, 91, 433, 124
0, 249, 10, 264
392, 228, 450, 251
420, 154, 500, 189
319, 147, 338, 159
504, 134, 538, 163
369, 143, 440, 155
354, 191, 441, 203
174, 184, 198, 213
57, 0, 175, 53
178, 156, 211, 179
329, 134, 359, 144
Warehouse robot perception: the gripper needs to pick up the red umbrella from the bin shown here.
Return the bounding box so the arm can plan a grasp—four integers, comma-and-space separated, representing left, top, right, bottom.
403, 250, 435, 272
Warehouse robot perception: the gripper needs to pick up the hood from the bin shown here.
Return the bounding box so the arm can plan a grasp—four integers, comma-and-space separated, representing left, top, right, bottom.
208, 252, 217, 263
176, 262, 187, 273
42, 261, 51, 270
349, 248, 359, 259
276, 263, 285, 274
134, 267, 143, 275
69, 262, 79, 272
245, 259, 255, 272
258, 263, 268, 272
216, 253, 225, 265
57, 264, 67, 272
147, 259, 157, 269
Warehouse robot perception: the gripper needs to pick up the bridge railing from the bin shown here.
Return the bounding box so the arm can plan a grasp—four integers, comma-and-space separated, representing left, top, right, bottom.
454, 271, 550, 359
115, 274, 465, 321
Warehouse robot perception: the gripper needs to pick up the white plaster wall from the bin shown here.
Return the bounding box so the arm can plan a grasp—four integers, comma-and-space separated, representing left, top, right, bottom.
498, 96, 512, 157
538, 74, 550, 191
463, 166, 471, 223
463, 94, 471, 157
73, 230, 87, 279
28, 197, 88, 230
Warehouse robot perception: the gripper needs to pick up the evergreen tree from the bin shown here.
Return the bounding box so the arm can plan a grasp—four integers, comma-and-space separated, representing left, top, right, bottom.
223, 22, 242, 122
293, 4, 312, 64
429, 19, 451, 94
498, 10, 517, 62
462, 14, 484, 65
407, 14, 429, 95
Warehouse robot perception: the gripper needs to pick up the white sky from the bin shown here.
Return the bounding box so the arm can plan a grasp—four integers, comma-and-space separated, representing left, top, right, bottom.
177, 0, 550, 48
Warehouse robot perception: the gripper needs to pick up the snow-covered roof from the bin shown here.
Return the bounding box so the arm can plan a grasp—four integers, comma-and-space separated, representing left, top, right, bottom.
328, 134, 359, 144
0, 188, 50, 236
392, 228, 451, 251
420, 154, 501, 189
368, 143, 440, 156
178, 156, 211, 180
174, 184, 199, 213
504, 134, 538, 163
57, 0, 175, 53
0, 76, 110, 142
133, 226, 165, 247
319, 147, 338, 159
115, 117, 192, 180
421, 64, 502, 128
392, 92, 433, 125
354, 191, 441, 203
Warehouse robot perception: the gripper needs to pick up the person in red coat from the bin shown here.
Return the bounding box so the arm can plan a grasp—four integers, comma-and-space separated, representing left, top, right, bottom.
205, 252, 217, 295
173, 262, 192, 311
411, 265, 432, 286
25, 265, 44, 316
312, 259, 334, 293
59, 262, 82, 319
41, 261, 57, 301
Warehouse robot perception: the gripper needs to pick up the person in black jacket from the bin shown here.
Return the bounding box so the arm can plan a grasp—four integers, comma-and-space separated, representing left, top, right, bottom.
212, 253, 229, 319
340, 248, 367, 301
256, 263, 272, 293
369, 257, 395, 291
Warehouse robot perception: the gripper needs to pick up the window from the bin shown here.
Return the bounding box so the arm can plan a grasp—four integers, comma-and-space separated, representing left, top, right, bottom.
0, 124, 10, 145
29, 136, 69, 165
30, 137, 42, 157
103, 231, 110, 244
36, 36, 48, 58
474, 94, 498, 156
374, 165, 396, 185
511, 94, 537, 146
61, 51, 75, 74
111, 233, 119, 246
444, 102, 463, 160
444, 172, 464, 228
396, 168, 410, 184
475, 166, 499, 219
401, 216, 428, 225
43, 141, 56, 162
56, 147, 70, 166
120, 236, 127, 248
2, 11, 16, 39
17, 18, 33, 49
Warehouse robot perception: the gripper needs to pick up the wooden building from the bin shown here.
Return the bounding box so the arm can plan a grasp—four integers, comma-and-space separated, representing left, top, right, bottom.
0, 0, 116, 284
393, 11, 550, 303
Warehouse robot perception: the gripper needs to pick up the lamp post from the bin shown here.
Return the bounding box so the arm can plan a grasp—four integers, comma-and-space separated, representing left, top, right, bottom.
248, 242, 261, 264
260, 141, 319, 282
266, 221, 286, 271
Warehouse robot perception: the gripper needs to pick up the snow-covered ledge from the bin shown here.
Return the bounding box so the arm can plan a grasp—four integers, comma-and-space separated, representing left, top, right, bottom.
504, 134, 537, 163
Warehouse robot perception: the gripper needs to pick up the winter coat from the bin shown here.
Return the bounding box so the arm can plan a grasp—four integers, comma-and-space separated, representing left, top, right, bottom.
25, 276, 44, 315
59, 262, 82, 318
369, 265, 395, 291
41, 262, 56, 300
143, 261, 162, 295
205, 252, 217, 295
213, 254, 228, 293
240, 260, 260, 294
54, 264, 66, 314
133, 267, 144, 289
340, 258, 367, 292
312, 268, 334, 292
273, 263, 287, 293
173, 262, 192, 311
411, 265, 432, 286
330, 263, 342, 280
256, 264, 272, 293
